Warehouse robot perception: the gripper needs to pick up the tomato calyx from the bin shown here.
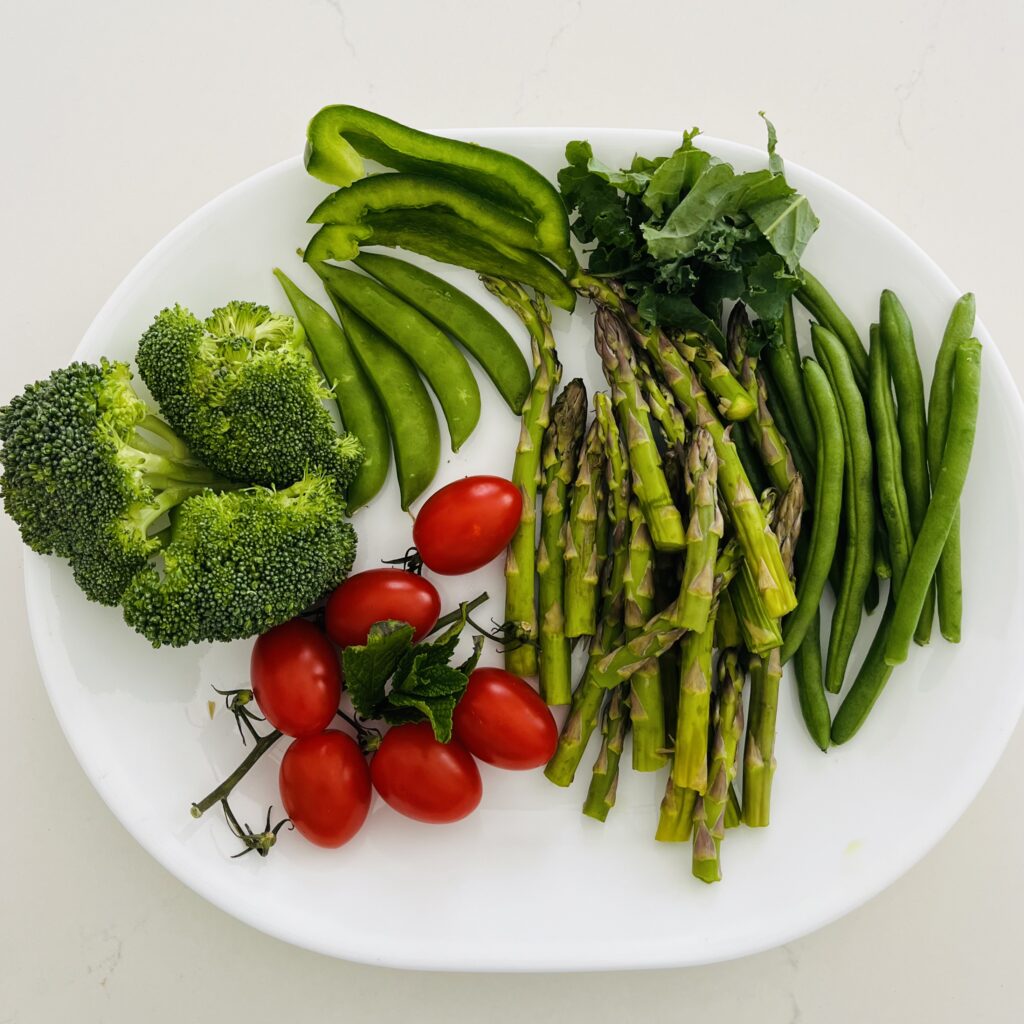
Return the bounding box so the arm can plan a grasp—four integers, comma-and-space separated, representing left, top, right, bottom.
212, 685, 266, 744
380, 546, 424, 575
222, 800, 293, 859
335, 707, 382, 755
465, 615, 537, 654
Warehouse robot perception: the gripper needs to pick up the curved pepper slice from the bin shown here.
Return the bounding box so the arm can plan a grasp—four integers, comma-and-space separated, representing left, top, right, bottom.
304, 208, 576, 312
309, 174, 542, 255
305, 105, 575, 273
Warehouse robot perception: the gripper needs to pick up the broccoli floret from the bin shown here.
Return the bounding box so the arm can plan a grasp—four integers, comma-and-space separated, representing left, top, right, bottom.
0, 360, 227, 605
121, 471, 356, 647
136, 301, 363, 491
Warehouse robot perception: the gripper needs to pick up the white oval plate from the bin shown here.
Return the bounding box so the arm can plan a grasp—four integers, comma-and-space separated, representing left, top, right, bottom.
24, 129, 1024, 971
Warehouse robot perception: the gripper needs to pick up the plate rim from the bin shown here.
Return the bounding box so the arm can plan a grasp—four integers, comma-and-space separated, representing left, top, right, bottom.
22, 127, 1024, 972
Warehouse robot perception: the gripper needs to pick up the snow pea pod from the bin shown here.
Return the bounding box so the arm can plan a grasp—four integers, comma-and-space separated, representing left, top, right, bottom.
273, 268, 390, 511
317, 265, 480, 452
326, 297, 440, 510
305, 105, 575, 271
354, 252, 531, 413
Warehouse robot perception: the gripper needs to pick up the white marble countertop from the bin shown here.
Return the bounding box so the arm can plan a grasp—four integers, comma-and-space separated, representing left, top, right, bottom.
2, 0, 1022, 1019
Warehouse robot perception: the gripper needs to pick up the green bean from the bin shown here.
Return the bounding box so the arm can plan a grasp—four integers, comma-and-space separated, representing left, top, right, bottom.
811, 326, 876, 693
729, 419, 769, 495
879, 290, 933, 643
793, 609, 830, 750
780, 358, 844, 662
327, 298, 440, 509
868, 323, 913, 594
273, 268, 390, 511
353, 252, 531, 413
927, 294, 976, 641
885, 340, 981, 666
762, 368, 815, 492
831, 598, 895, 744
316, 264, 480, 451
797, 269, 869, 392
765, 297, 817, 460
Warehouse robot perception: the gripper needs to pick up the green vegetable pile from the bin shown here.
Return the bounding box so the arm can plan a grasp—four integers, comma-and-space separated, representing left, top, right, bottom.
480, 123, 981, 883
0, 301, 363, 647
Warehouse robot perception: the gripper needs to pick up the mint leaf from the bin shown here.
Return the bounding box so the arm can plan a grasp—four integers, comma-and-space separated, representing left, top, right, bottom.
388, 661, 470, 743
341, 620, 414, 719
459, 634, 485, 675
383, 693, 459, 744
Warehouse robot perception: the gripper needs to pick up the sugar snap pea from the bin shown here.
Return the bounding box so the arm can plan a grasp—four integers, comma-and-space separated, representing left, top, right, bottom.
811, 325, 876, 693
780, 358, 844, 662
353, 251, 531, 413
273, 268, 390, 511
316, 264, 480, 451
885, 340, 981, 666
867, 323, 913, 594
880, 290, 932, 643
305, 105, 575, 271
927, 293, 976, 641
326, 296, 440, 510
305, 209, 575, 311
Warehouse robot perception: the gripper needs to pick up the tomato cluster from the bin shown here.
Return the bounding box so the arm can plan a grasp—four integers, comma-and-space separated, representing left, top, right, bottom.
242, 476, 555, 851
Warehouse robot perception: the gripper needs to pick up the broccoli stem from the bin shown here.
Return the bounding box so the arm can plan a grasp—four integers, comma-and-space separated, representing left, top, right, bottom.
126, 445, 232, 489
135, 414, 204, 465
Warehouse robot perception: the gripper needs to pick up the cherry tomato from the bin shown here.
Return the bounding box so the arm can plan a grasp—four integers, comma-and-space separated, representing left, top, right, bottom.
326, 569, 441, 648
371, 722, 482, 823
251, 619, 341, 737
413, 475, 522, 575
279, 730, 372, 848
453, 668, 558, 769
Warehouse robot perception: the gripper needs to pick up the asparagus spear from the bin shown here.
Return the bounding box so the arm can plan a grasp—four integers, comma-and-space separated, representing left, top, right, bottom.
693, 649, 746, 883
673, 428, 723, 632
537, 379, 587, 704
725, 782, 742, 828
582, 684, 630, 821
742, 475, 804, 827
594, 309, 685, 552
484, 278, 561, 677
669, 544, 743, 793
672, 615, 716, 794
632, 317, 796, 617
672, 332, 756, 421
623, 501, 668, 771
591, 539, 742, 690
727, 304, 798, 493
544, 394, 630, 786
564, 416, 606, 639
656, 775, 698, 843
729, 492, 784, 654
